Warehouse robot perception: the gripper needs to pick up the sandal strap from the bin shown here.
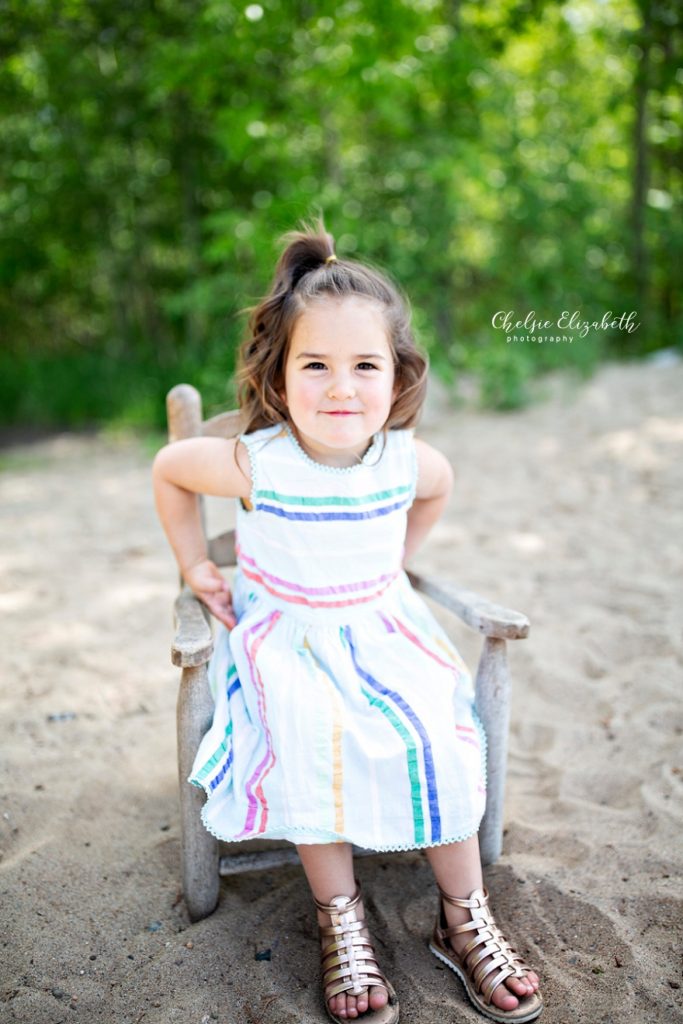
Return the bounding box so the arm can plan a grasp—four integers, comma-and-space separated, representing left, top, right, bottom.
319, 919, 365, 939
436, 886, 535, 1007
437, 884, 491, 911
321, 936, 376, 972
324, 972, 387, 1001
314, 882, 362, 917
315, 882, 389, 1000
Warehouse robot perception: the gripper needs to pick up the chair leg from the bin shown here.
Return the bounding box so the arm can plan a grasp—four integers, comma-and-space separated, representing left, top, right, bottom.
474, 636, 512, 865
177, 663, 220, 921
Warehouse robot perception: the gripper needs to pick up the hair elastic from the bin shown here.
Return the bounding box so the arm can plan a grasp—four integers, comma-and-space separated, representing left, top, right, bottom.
325, 254, 338, 264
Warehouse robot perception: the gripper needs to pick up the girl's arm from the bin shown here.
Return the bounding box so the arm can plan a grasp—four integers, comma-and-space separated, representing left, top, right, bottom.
403, 439, 454, 566
152, 437, 252, 627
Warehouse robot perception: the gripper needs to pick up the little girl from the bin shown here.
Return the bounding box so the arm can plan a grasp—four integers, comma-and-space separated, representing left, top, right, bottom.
153, 222, 542, 1024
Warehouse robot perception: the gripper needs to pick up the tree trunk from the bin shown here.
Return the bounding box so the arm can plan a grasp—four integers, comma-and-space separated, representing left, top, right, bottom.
632, 6, 651, 326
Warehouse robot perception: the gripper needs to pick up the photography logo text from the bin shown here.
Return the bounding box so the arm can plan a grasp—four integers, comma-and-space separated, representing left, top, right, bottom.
492, 310, 640, 344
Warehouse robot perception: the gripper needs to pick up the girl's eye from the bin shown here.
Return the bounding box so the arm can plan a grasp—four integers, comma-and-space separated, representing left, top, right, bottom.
302, 361, 379, 371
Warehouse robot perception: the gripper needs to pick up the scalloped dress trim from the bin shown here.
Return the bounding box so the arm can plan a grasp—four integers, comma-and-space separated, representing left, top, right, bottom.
196, 798, 483, 852
238, 429, 261, 511
284, 422, 385, 473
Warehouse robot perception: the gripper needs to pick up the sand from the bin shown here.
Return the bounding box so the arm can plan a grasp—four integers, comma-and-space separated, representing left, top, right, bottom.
1, 356, 682, 1024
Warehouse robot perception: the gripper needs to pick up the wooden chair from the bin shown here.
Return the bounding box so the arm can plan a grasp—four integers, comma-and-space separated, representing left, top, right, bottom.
166, 383, 531, 922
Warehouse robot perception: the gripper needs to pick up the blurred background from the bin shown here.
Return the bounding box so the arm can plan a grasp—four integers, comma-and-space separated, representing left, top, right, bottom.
1, 0, 681, 433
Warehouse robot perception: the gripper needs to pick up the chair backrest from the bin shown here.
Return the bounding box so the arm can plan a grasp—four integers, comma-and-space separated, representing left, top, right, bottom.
166, 383, 242, 568
167, 383, 243, 442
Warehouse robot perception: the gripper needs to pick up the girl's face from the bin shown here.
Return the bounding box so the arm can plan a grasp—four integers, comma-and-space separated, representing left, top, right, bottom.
282, 296, 396, 468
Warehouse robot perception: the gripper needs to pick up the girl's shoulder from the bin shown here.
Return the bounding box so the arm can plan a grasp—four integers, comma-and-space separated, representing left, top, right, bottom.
237, 422, 291, 488
383, 426, 417, 463
239, 421, 287, 451
386, 425, 415, 449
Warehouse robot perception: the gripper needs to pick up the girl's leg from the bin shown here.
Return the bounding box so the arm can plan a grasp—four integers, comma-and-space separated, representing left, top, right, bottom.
425, 835, 540, 1013
297, 843, 389, 1020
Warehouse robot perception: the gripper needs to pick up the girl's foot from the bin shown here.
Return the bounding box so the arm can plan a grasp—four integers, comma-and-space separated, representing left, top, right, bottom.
315, 886, 398, 1023
431, 887, 542, 1021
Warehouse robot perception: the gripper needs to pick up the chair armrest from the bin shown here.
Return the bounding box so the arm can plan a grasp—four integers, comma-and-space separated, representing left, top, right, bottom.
172, 585, 214, 667
407, 572, 530, 640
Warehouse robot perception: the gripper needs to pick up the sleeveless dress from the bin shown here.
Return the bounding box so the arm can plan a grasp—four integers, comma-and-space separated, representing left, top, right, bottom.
189, 423, 487, 851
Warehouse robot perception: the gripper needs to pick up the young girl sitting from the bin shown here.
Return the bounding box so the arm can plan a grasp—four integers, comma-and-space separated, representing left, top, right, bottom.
153, 222, 543, 1024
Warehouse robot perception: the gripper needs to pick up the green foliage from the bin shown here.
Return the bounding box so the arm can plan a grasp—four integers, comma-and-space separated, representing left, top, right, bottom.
1, 0, 680, 428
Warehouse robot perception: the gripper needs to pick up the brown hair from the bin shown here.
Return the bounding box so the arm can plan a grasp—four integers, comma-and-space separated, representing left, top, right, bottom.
236, 217, 428, 434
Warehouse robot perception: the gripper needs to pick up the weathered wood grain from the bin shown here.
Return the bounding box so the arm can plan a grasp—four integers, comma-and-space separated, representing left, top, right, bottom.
177, 663, 220, 921
172, 586, 213, 668
408, 572, 530, 640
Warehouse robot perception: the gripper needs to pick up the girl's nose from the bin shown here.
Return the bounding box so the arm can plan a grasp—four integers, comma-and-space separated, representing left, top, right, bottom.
327, 377, 356, 400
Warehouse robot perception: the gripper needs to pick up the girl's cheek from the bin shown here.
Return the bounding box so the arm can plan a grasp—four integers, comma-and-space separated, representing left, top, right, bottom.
302, 380, 325, 402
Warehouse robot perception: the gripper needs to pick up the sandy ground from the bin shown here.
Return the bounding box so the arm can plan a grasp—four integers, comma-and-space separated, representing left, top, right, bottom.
1, 357, 682, 1024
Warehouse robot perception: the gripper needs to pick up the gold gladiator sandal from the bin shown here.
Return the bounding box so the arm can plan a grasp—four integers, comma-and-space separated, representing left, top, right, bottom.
429, 886, 543, 1023
314, 883, 399, 1024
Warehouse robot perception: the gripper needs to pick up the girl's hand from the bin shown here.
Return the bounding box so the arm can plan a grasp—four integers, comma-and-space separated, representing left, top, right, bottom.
184, 559, 237, 630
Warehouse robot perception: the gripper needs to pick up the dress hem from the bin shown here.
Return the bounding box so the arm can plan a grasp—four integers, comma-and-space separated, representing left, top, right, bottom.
195, 797, 485, 852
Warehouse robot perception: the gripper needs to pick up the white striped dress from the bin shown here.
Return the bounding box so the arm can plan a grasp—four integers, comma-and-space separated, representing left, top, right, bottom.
189, 423, 487, 851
